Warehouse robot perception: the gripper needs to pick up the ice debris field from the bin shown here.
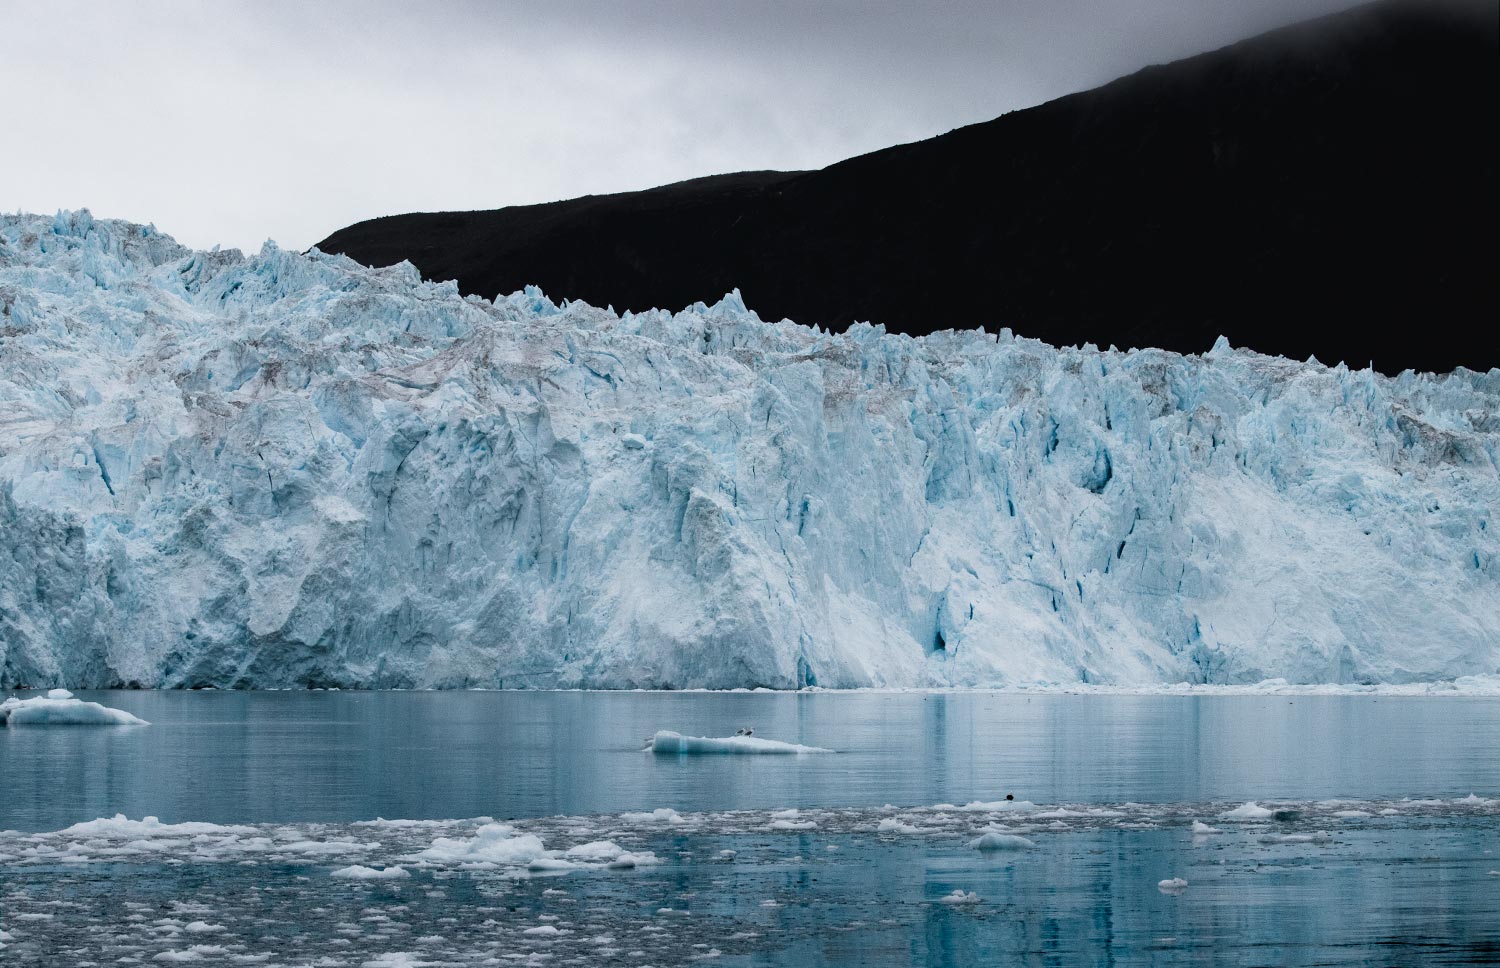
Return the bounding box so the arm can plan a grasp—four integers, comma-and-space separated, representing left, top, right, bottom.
1, 211, 1497, 690
0, 795, 1494, 965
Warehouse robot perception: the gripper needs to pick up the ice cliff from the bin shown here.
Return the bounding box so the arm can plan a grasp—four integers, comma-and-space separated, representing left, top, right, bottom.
1, 211, 1496, 689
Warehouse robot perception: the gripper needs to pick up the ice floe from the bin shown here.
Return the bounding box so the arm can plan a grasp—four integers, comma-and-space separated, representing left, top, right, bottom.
968, 832, 1038, 851
332, 865, 411, 880
646, 730, 834, 754
1221, 802, 1275, 820
0, 690, 147, 726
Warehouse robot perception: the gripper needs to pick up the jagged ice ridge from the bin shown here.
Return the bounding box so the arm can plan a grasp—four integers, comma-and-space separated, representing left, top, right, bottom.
1, 211, 1496, 689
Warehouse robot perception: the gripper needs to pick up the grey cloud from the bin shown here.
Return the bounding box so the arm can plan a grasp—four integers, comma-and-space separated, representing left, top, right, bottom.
1, 0, 1363, 252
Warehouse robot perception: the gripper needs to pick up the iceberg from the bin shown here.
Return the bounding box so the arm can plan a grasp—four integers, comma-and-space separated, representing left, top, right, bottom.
330, 864, 410, 880
646, 730, 834, 754
0, 690, 148, 726
967, 832, 1038, 851
0, 211, 1496, 690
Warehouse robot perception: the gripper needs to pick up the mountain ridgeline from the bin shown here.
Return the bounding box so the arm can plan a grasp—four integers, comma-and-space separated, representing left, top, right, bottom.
317, 0, 1498, 376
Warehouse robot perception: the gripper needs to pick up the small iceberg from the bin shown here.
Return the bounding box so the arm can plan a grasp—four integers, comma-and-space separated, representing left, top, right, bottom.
938, 890, 982, 905
645, 730, 833, 755
1221, 801, 1274, 820
330, 865, 410, 880
967, 832, 1037, 851
0, 690, 148, 726
1158, 877, 1189, 893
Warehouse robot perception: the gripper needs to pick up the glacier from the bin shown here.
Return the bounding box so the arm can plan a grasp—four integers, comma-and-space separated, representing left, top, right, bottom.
0, 210, 1496, 690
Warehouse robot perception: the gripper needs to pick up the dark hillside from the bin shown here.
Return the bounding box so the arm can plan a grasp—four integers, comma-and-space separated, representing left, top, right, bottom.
318, 0, 1498, 374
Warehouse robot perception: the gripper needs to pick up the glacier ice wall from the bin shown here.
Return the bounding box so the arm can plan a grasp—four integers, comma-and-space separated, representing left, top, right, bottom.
1, 211, 1496, 689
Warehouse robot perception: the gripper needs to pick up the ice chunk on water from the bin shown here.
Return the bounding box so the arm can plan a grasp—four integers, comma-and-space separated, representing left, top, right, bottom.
938, 890, 981, 905
331, 865, 410, 880
620, 808, 686, 824
1158, 878, 1188, 893
60, 815, 255, 838
937, 800, 1039, 813
1259, 831, 1332, 844
967, 832, 1037, 851
0, 694, 148, 726
647, 731, 833, 754
1222, 802, 1274, 820
411, 825, 547, 866
1191, 821, 1223, 834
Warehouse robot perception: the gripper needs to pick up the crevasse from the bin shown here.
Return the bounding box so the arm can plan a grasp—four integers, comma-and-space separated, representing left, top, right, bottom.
1, 211, 1495, 689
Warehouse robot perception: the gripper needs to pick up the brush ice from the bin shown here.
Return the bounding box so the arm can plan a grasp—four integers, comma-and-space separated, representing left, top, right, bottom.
647, 731, 833, 754
1, 211, 1497, 690
0, 692, 147, 726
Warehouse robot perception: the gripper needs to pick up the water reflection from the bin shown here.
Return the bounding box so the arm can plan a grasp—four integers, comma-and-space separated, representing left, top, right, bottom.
1, 689, 1496, 966
1, 691, 1496, 831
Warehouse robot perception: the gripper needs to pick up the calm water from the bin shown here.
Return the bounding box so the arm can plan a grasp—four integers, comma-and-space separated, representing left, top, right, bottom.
1, 691, 1497, 966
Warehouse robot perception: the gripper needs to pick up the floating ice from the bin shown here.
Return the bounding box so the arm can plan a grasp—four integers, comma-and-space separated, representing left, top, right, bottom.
967, 832, 1037, 851
1258, 831, 1332, 844
1222, 802, 1275, 820
647, 731, 833, 754
3, 211, 1495, 691
938, 890, 982, 905
0, 692, 147, 726
1191, 821, 1223, 834
58, 815, 255, 838
620, 808, 686, 825
154, 946, 229, 962
1157, 878, 1188, 893
331, 865, 411, 880
936, 800, 1038, 812
410, 825, 547, 866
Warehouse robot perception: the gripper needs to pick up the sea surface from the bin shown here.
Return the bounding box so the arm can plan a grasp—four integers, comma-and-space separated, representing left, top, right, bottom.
1, 691, 1497, 966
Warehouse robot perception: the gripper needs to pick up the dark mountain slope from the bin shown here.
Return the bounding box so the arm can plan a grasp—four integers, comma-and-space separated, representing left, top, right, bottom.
318, 0, 1498, 375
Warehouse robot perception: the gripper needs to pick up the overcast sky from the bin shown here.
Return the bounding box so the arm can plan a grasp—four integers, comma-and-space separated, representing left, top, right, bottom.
2, 0, 1363, 253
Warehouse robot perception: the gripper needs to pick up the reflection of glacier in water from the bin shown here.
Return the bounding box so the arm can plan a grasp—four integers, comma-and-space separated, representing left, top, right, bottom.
2, 211, 1498, 690
1, 691, 1497, 964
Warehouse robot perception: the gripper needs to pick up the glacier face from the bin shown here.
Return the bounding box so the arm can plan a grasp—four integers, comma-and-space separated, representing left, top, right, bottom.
0, 210, 1496, 689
